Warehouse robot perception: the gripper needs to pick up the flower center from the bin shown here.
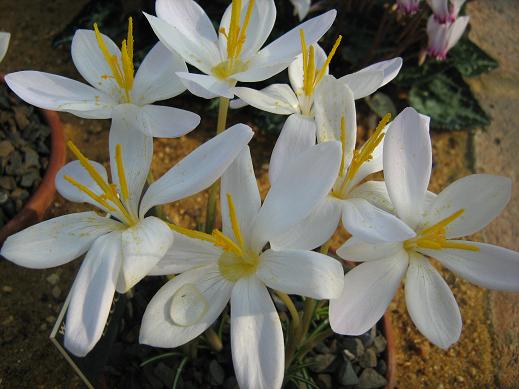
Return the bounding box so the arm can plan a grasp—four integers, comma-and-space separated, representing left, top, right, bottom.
404, 209, 480, 252
212, 0, 255, 79
94, 18, 134, 103
299, 30, 342, 98
63, 141, 138, 226
332, 113, 390, 199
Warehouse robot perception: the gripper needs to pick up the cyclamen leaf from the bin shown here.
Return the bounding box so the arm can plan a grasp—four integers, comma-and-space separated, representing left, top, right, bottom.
450, 39, 499, 78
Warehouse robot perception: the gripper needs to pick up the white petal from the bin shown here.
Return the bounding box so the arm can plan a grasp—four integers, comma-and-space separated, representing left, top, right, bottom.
348, 180, 393, 213
384, 107, 432, 227
419, 242, 519, 292
233, 10, 336, 82
290, 0, 312, 21
0, 32, 10, 63
0, 212, 121, 269
176, 71, 235, 99
270, 196, 341, 251
132, 42, 188, 105
232, 84, 299, 114
140, 123, 253, 215
258, 249, 344, 299
269, 113, 317, 184
140, 104, 200, 138
71, 29, 122, 99
150, 232, 222, 275
109, 106, 153, 219
405, 252, 462, 349
337, 237, 405, 262
147, 4, 220, 74
288, 44, 328, 92
447, 17, 470, 51
5, 71, 116, 119
341, 198, 415, 243
423, 174, 511, 239
117, 217, 174, 293
329, 252, 409, 335
221, 146, 261, 245
64, 231, 121, 357
231, 276, 284, 389
250, 141, 341, 252
314, 76, 357, 170
139, 265, 232, 347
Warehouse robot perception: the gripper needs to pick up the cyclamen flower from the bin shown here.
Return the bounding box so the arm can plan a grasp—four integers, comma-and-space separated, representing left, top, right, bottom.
5, 19, 200, 138
0, 110, 253, 356
268, 76, 415, 251
0, 32, 10, 63
145, 0, 336, 99
428, 0, 465, 23
426, 15, 469, 60
140, 142, 344, 389
396, 0, 422, 14
329, 107, 519, 349
290, 0, 311, 21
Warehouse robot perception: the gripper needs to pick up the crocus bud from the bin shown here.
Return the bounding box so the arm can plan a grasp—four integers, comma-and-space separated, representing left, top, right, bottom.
396, 0, 422, 14
428, 0, 465, 23
426, 15, 469, 60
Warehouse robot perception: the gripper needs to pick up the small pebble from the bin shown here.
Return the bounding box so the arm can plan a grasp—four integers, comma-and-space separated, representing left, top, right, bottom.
358, 367, 388, 389
51, 286, 61, 299
338, 359, 359, 386
308, 353, 336, 373
2, 285, 13, 293
45, 315, 56, 324
46, 273, 60, 285
359, 348, 378, 368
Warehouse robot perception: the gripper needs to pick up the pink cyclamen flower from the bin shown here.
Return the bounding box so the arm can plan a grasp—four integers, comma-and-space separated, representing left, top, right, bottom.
428, 0, 465, 23
396, 0, 422, 15
426, 15, 469, 60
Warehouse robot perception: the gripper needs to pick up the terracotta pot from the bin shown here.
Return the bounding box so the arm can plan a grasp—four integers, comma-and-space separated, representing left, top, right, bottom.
0, 74, 66, 245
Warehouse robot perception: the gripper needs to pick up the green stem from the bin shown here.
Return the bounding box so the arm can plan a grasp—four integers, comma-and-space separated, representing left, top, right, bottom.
297, 328, 334, 361
172, 356, 188, 389
204, 97, 230, 233
276, 291, 302, 370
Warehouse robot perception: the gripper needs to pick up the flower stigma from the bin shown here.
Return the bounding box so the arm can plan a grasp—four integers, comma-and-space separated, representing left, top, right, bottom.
212, 0, 255, 79
63, 141, 138, 226
94, 17, 134, 103
404, 209, 480, 252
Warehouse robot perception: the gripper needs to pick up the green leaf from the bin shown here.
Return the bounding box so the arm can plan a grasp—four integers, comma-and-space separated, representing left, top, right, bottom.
409, 71, 490, 130
365, 92, 397, 118
395, 60, 452, 87
450, 39, 499, 77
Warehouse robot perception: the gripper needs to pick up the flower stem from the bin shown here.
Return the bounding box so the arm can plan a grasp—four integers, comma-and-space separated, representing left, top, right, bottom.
277, 290, 302, 370
204, 97, 230, 233
205, 326, 223, 352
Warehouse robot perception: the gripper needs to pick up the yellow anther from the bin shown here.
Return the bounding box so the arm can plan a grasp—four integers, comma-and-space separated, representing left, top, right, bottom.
315, 35, 342, 86
420, 208, 464, 236
67, 141, 112, 194
225, 0, 255, 61
299, 29, 308, 73
212, 229, 243, 256
339, 114, 346, 177
226, 193, 244, 248
115, 144, 129, 201
63, 175, 116, 212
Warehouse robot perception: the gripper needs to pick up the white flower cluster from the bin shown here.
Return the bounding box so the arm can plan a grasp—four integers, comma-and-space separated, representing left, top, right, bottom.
1, 1, 518, 388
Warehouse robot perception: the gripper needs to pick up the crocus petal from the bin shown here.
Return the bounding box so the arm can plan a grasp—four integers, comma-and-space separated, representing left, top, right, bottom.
337, 237, 405, 262
148, 2, 220, 74
150, 232, 222, 275
117, 217, 174, 293
423, 174, 511, 239
419, 242, 519, 292
340, 58, 402, 99
64, 231, 121, 357
348, 180, 393, 213
329, 252, 409, 335
221, 146, 261, 244
5, 71, 116, 119
132, 42, 188, 105
233, 10, 336, 82
176, 71, 235, 99
0, 32, 10, 63
341, 198, 415, 243
71, 29, 122, 99
405, 252, 462, 349
258, 249, 344, 299
1, 212, 121, 269
140, 264, 232, 347
140, 104, 200, 138
269, 113, 317, 184
250, 141, 341, 252
384, 107, 432, 228
232, 84, 299, 114
231, 276, 284, 389
270, 196, 341, 251
288, 44, 328, 92
290, 0, 312, 21
140, 124, 253, 216
109, 106, 153, 219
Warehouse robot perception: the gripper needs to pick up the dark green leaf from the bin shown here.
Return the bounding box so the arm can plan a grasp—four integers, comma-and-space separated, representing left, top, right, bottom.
395, 60, 453, 87
450, 38, 499, 77
364, 92, 397, 118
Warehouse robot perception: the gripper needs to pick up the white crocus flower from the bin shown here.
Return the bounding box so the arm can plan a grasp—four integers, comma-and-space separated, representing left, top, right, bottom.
290, 0, 311, 21
0, 32, 10, 63
329, 107, 519, 349
145, 0, 336, 99
269, 76, 415, 251
0, 110, 253, 357
140, 142, 344, 389
5, 19, 200, 138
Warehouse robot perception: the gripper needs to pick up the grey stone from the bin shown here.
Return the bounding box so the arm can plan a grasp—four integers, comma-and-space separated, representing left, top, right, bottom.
0, 176, 15, 190
0, 140, 13, 158
316, 374, 332, 388
51, 286, 61, 299
373, 335, 387, 353
358, 368, 388, 389
46, 273, 60, 285
0, 190, 7, 204
344, 337, 365, 357
359, 348, 377, 368
308, 353, 336, 373
376, 359, 387, 376
209, 360, 225, 385
338, 360, 359, 386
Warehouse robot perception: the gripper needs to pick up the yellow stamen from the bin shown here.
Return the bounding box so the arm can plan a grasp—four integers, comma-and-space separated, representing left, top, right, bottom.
419, 208, 464, 236
226, 193, 244, 248
299, 29, 308, 74
314, 35, 342, 86
212, 229, 243, 256
339, 114, 346, 177
67, 141, 112, 194
169, 223, 216, 243
115, 144, 129, 201
63, 175, 116, 212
